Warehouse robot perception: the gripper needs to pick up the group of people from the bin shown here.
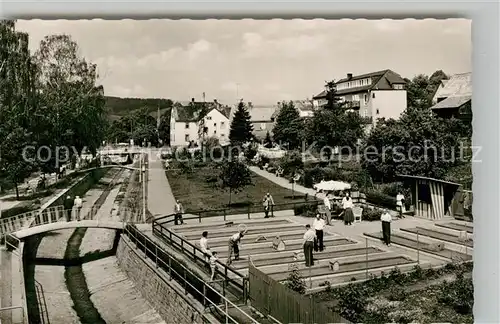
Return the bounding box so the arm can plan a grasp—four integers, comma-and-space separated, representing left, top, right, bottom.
322, 191, 355, 226
62, 195, 83, 221
198, 228, 246, 281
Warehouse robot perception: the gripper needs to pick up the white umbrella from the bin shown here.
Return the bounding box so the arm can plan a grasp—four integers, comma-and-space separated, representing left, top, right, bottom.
313, 180, 351, 192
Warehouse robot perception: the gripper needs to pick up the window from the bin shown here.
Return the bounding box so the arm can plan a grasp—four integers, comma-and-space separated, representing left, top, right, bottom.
376, 109, 380, 115
214, 123, 217, 127
260, 123, 266, 130
364, 94, 368, 103
185, 134, 190, 142
393, 84, 404, 90
352, 94, 360, 101
221, 134, 225, 139
185, 123, 190, 129
206, 116, 212, 120
372, 93, 376, 99
221, 122, 225, 129
214, 130, 217, 134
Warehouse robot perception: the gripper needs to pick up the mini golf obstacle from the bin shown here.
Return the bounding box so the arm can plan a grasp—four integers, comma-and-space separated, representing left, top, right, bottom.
400, 226, 473, 247
435, 221, 473, 234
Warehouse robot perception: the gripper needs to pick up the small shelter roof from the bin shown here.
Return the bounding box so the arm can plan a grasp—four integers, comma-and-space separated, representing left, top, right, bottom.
396, 174, 460, 187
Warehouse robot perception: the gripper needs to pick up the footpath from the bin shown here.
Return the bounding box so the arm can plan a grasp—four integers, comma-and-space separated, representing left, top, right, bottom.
147, 150, 177, 218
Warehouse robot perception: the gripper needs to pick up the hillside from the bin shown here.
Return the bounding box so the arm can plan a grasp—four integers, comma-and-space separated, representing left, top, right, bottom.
105, 96, 174, 120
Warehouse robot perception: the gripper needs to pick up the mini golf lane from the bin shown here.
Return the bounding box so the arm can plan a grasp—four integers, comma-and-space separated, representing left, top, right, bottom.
179, 224, 305, 240
435, 222, 473, 234
214, 237, 356, 259
170, 218, 293, 233
401, 227, 473, 247
265, 254, 415, 282
197, 230, 329, 248
364, 231, 472, 261
230, 247, 385, 269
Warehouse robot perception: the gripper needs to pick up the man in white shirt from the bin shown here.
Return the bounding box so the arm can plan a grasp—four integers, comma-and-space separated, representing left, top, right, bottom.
396, 192, 405, 218
323, 195, 332, 225
73, 196, 83, 221
227, 231, 244, 266
380, 209, 392, 246
199, 231, 212, 262
312, 214, 326, 252
303, 224, 316, 267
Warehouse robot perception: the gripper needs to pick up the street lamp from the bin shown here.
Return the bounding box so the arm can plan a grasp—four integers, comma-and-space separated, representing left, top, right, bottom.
141, 159, 147, 223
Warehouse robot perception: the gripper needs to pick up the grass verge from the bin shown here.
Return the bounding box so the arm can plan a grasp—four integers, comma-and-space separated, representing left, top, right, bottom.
166, 167, 310, 212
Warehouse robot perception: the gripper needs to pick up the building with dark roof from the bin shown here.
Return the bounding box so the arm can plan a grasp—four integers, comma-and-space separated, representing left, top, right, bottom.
312, 69, 407, 123
430, 72, 472, 122
170, 98, 231, 147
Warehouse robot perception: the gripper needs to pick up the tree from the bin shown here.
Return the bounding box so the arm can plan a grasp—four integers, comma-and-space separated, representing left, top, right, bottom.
305, 81, 364, 156
272, 101, 303, 149
229, 101, 254, 146
263, 131, 273, 148
32, 34, 108, 173
362, 108, 465, 182
219, 160, 252, 205
285, 262, 306, 294
406, 70, 448, 110
0, 20, 38, 197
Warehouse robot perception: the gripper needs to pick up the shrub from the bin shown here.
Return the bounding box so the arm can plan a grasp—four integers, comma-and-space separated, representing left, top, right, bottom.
279, 150, 304, 176
179, 160, 194, 174
284, 263, 307, 294
336, 283, 368, 323
293, 203, 317, 217
365, 190, 396, 209
362, 207, 383, 221
438, 272, 473, 314
244, 143, 258, 161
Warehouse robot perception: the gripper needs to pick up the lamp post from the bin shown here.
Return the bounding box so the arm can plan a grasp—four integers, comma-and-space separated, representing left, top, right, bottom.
142, 159, 147, 223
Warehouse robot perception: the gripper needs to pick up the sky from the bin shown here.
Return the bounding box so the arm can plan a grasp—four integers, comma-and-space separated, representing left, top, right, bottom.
16, 19, 471, 105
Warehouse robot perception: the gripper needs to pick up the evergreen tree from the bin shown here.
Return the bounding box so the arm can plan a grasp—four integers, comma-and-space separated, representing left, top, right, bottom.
285, 262, 306, 294
229, 101, 254, 146
272, 101, 303, 150
264, 131, 273, 148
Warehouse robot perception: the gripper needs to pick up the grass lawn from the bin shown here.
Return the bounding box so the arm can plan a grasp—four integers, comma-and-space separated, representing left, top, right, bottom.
166, 167, 315, 213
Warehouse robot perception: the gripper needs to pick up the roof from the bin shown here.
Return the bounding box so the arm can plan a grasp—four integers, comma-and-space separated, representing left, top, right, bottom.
174, 102, 230, 122
433, 72, 472, 100
314, 69, 406, 98
271, 100, 314, 119
431, 95, 471, 110
397, 174, 460, 187
248, 107, 277, 122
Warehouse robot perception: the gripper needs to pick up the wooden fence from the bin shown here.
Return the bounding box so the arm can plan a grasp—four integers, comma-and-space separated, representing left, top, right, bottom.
248, 263, 350, 324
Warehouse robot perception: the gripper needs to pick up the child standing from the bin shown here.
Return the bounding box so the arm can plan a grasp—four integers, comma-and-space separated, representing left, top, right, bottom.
210, 252, 218, 281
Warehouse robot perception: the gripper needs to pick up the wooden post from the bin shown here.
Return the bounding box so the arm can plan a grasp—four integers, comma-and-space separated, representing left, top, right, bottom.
365, 238, 368, 279
417, 229, 420, 264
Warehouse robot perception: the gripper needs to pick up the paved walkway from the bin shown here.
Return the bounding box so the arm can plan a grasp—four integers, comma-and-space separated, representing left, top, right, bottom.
147, 150, 177, 218
249, 166, 325, 199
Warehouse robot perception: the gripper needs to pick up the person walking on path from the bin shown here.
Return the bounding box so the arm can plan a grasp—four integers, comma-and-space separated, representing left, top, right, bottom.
313, 214, 326, 252
174, 199, 184, 225
303, 224, 316, 267
381, 209, 392, 246
323, 194, 332, 225
396, 191, 405, 218
63, 195, 74, 222
227, 230, 244, 266
199, 231, 212, 262
73, 196, 83, 221
263, 192, 275, 218
342, 192, 354, 225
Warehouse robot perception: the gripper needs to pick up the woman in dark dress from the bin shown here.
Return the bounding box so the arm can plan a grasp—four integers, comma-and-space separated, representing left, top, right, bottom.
342, 192, 355, 225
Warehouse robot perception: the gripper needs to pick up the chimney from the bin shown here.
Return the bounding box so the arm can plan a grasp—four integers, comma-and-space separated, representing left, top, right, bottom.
214, 99, 218, 104
191, 98, 195, 103
347, 73, 353, 80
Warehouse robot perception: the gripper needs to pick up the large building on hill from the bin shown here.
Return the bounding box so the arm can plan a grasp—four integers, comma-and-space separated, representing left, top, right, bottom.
312, 69, 408, 123
169, 98, 231, 147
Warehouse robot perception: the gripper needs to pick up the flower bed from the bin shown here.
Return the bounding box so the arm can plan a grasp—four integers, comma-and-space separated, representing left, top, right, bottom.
315, 262, 473, 324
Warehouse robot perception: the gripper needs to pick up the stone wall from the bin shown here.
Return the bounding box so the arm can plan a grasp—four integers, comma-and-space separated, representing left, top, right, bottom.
115, 235, 215, 324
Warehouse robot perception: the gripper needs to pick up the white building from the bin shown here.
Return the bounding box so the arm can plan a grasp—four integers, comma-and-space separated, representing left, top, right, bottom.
170, 100, 231, 147
312, 69, 408, 124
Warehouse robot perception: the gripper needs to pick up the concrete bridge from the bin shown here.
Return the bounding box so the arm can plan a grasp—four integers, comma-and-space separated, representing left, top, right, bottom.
12, 220, 125, 239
